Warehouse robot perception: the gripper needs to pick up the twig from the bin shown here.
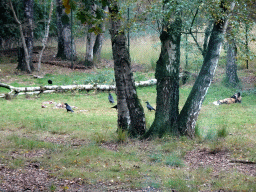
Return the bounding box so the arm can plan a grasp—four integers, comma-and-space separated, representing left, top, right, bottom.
230, 160, 256, 164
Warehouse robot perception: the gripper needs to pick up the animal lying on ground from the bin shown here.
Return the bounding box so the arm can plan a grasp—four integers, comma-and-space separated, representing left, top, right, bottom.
213, 92, 242, 105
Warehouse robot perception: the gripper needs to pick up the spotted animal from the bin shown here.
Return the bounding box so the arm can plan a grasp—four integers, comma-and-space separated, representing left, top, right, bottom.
213, 92, 242, 105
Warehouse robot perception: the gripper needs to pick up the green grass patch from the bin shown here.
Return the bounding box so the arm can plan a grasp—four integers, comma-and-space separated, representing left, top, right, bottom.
0, 65, 255, 191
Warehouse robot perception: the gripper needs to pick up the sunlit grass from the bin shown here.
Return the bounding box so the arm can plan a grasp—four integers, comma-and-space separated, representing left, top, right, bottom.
0, 34, 256, 191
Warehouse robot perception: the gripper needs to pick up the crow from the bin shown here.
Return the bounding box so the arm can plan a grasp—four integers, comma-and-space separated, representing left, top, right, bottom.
146, 101, 155, 111
64, 103, 74, 112
48, 79, 52, 85
111, 105, 117, 110
108, 93, 115, 104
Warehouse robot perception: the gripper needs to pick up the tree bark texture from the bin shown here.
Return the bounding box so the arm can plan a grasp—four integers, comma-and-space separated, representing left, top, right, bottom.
109, 2, 146, 136
178, 2, 235, 138
93, 25, 104, 63
84, 2, 97, 67
146, 18, 182, 137
38, 0, 54, 72
56, 0, 76, 60
85, 24, 96, 67
93, 6, 108, 63
226, 38, 239, 86
17, 0, 34, 72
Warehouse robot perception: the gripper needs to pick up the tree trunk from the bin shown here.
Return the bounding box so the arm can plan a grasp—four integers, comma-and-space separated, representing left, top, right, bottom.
84, 3, 97, 67
93, 6, 107, 64
109, 2, 146, 136
202, 20, 213, 58
85, 24, 96, 67
226, 38, 239, 86
56, 0, 76, 60
178, 2, 235, 138
145, 18, 182, 138
38, 0, 54, 72
93, 26, 104, 63
17, 0, 34, 73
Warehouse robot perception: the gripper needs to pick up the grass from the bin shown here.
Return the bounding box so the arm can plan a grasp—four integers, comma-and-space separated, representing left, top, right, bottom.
0, 36, 256, 191
0, 70, 255, 190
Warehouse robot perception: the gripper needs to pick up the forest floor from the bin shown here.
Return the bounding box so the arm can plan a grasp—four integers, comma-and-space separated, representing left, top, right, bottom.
0, 47, 255, 191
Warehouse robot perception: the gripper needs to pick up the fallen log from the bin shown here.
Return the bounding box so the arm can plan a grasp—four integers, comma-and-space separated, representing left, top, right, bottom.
0, 79, 158, 98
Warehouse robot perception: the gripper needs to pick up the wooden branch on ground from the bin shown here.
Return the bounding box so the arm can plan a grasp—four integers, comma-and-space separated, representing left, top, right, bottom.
230, 159, 256, 164
0, 79, 160, 98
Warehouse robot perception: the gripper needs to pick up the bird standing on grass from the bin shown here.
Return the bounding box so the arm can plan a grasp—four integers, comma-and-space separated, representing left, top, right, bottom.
64, 103, 74, 112
146, 101, 155, 111
48, 79, 52, 85
108, 93, 115, 104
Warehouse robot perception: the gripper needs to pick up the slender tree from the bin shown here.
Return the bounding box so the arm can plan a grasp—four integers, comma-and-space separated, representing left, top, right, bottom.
178, 2, 236, 137
38, 0, 54, 72
225, 26, 239, 86
15, 0, 34, 73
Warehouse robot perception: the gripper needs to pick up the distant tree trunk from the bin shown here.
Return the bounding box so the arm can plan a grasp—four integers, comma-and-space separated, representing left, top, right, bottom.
93, 24, 104, 63
17, 0, 34, 73
56, 0, 76, 60
84, 3, 97, 67
178, 2, 235, 138
85, 24, 96, 67
202, 20, 213, 58
38, 0, 54, 72
93, 6, 107, 63
109, 2, 146, 136
226, 37, 239, 86
145, 17, 182, 138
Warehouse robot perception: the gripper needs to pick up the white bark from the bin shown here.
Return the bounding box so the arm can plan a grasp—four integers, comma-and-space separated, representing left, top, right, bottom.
38, 0, 54, 72
0, 79, 159, 98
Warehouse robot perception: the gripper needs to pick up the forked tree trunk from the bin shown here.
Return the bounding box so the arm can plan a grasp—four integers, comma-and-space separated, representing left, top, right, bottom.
109, 2, 146, 136
226, 38, 239, 86
145, 18, 182, 138
178, 2, 235, 138
56, 0, 76, 60
16, 0, 34, 73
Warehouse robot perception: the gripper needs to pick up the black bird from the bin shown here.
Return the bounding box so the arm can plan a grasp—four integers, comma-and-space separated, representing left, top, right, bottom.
64, 103, 74, 112
111, 105, 117, 110
48, 79, 52, 85
108, 93, 115, 104
146, 101, 155, 111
